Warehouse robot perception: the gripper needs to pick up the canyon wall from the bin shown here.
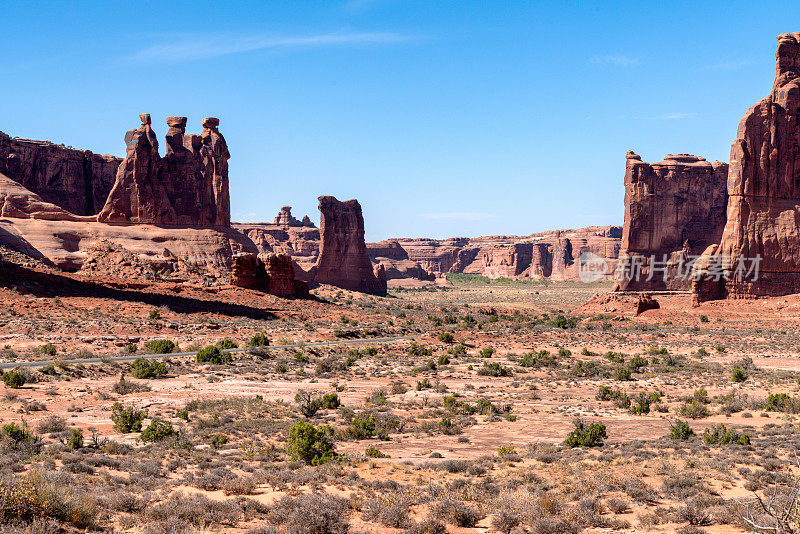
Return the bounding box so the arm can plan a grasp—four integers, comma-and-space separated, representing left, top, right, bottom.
617, 152, 728, 291
0, 131, 120, 216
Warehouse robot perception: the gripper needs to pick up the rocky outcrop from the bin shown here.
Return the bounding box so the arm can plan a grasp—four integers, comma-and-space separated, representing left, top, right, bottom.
693, 33, 800, 300
618, 152, 728, 291
0, 131, 120, 215
273, 206, 315, 228
314, 196, 387, 294
98, 114, 230, 226
230, 252, 308, 297
0, 172, 92, 222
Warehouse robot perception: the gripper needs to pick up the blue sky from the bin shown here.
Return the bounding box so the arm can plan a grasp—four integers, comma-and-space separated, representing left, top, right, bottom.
2, 1, 797, 240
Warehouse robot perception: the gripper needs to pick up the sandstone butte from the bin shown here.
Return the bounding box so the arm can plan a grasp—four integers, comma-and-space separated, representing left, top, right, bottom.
692, 32, 800, 302
616, 152, 728, 292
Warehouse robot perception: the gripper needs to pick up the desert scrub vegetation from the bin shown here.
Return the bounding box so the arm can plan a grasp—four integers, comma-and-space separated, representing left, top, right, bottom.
1, 369, 26, 388
143, 339, 175, 354
0, 470, 97, 528
111, 402, 147, 433
130, 357, 168, 379
196, 345, 233, 364
285, 421, 336, 465
563, 419, 607, 447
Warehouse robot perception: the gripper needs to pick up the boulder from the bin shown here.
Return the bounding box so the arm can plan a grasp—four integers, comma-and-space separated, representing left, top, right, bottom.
230, 251, 308, 297
314, 195, 387, 295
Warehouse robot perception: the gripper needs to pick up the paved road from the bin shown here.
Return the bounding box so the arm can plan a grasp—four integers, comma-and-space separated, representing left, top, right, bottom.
0, 335, 414, 370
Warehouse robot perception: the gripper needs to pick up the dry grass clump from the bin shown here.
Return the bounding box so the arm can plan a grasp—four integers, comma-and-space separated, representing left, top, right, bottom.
0, 470, 97, 529
264, 493, 350, 534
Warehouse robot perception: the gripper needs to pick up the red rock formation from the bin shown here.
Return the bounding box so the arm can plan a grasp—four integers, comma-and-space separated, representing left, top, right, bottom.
200, 118, 231, 227
693, 33, 800, 300
314, 196, 387, 295
98, 114, 230, 226
230, 252, 308, 297
272, 206, 315, 228
618, 152, 728, 291
0, 131, 120, 215
0, 172, 91, 221
635, 294, 660, 315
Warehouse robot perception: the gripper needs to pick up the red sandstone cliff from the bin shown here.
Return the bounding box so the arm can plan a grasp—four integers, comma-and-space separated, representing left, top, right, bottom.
0, 131, 120, 216
618, 152, 728, 291
693, 33, 800, 301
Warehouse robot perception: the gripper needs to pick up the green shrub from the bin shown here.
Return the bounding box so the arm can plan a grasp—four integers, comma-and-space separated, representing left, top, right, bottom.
365, 446, 389, 458
407, 343, 432, 357
550, 315, 579, 329
703, 424, 750, 446
731, 367, 748, 383
320, 393, 341, 409
438, 332, 454, 343
149, 309, 161, 320
699, 315, 709, 323
764, 392, 800, 413
669, 419, 694, 440
348, 414, 377, 440
286, 421, 336, 465
140, 419, 175, 442
477, 362, 512, 377
2, 422, 30, 443
563, 419, 606, 447
215, 338, 238, 350
67, 428, 83, 449
628, 355, 648, 372
480, 347, 495, 358
248, 332, 270, 346
1, 370, 26, 389
558, 347, 572, 357
437, 355, 450, 365
144, 339, 175, 354
131, 357, 168, 379
39, 343, 57, 356
450, 344, 467, 356
210, 434, 228, 449
519, 350, 558, 368
613, 366, 632, 381
196, 345, 233, 364
111, 402, 147, 433
295, 390, 322, 417
439, 417, 460, 435
678, 399, 710, 419
175, 409, 189, 421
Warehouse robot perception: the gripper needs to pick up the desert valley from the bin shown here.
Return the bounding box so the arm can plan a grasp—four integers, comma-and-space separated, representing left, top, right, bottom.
6, 7, 800, 534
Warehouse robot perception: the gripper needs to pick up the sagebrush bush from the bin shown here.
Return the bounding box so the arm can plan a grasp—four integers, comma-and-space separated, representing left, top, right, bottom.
702, 423, 750, 446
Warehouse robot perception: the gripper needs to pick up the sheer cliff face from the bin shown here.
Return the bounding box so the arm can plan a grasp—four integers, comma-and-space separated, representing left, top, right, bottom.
314, 196, 387, 295
693, 32, 800, 299
0, 131, 120, 216
618, 152, 728, 291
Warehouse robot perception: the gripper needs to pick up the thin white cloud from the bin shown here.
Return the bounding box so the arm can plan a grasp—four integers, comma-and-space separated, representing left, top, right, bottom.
590, 54, 640, 67
422, 212, 496, 221
126, 32, 416, 62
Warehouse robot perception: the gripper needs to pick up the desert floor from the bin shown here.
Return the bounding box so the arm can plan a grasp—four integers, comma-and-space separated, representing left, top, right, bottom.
2, 258, 800, 533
